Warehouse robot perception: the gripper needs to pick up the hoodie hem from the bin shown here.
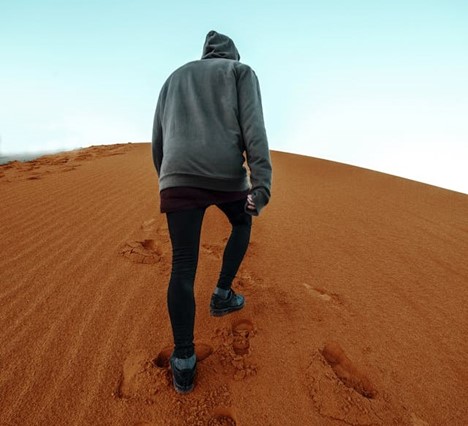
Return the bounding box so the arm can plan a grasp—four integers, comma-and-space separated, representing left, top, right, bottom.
159, 173, 251, 192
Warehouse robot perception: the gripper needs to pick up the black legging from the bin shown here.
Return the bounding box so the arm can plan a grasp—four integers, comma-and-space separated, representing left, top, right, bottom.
166, 197, 252, 359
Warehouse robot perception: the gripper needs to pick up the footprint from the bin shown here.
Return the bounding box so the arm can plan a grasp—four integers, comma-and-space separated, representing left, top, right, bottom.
23, 163, 37, 171
208, 407, 237, 425
302, 283, 344, 306
202, 243, 224, 260
119, 239, 163, 264
232, 319, 254, 356
74, 154, 93, 161
50, 157, 70, 165
212, 319, 258, 381
101, 147, 128, 157
60, 165, 78, 173
234, 272, 256, 296
1, 162, 14, 170
305, 349, 409, 425
2, 160, 23, 169
81, 143, 130, 159
26, 174, 41, 180
140, 219, 169, 241
321, 341, 377, 399
153, 342, 214, 369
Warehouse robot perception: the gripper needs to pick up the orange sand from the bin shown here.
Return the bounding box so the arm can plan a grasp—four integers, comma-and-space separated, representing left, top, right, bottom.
0, 142, 467, 425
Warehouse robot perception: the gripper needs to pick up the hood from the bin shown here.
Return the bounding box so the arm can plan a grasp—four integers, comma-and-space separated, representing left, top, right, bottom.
201, 30, 240, 61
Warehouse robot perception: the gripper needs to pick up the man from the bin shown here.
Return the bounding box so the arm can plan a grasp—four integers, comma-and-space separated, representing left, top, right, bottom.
152, 30, 272, 394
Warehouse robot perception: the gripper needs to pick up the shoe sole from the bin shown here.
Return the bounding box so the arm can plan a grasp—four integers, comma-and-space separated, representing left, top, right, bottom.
173, 375, 195, 393
210, 300, 245, 317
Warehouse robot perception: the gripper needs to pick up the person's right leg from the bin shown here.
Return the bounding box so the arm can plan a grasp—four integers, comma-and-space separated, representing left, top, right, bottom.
166, 206, 206, 359
214, 197, 252, 291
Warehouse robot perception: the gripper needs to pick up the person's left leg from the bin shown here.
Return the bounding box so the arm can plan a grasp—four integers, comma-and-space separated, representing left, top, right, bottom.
166, 206, 206, 359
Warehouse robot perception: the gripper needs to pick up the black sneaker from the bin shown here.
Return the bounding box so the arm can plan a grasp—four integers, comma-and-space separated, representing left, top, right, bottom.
210, 289, 245, 317
169, 352, 197, 394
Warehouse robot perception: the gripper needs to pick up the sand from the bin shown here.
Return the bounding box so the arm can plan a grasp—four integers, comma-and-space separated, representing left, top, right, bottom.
0, 142, 467, 425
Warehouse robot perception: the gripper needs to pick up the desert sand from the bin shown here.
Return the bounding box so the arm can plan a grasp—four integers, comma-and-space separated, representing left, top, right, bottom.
0, 142, 467, 425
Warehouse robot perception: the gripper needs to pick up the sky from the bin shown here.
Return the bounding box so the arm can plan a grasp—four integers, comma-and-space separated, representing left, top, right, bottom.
1, 0, 467, 194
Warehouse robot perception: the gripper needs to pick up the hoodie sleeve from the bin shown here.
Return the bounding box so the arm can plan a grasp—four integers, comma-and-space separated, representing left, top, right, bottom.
236, 66, 273, 216
152, 89, 164, 178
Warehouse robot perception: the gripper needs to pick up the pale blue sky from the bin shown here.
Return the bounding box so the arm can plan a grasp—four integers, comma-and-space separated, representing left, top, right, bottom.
1, 0, 467, 193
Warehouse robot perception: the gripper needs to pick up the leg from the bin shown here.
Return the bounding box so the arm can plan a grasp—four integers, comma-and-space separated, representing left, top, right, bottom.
215, 197, 252, 291
166, 206, 206, 358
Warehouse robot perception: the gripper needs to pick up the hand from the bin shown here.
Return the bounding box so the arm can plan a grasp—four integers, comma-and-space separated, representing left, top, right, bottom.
246, 194, 256, 210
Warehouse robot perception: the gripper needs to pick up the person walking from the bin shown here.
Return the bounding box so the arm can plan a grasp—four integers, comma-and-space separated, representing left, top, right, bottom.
152, 30, 272, 394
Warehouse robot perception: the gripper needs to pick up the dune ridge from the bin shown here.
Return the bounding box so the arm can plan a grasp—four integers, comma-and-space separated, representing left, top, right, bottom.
0, 142, 467, 425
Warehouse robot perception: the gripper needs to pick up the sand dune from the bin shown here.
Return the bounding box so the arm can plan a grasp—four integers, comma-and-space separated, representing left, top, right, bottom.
0, 142, 467, 425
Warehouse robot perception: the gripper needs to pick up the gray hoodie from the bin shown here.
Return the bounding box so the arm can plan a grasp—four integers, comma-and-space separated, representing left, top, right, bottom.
152, 30, 272, 216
